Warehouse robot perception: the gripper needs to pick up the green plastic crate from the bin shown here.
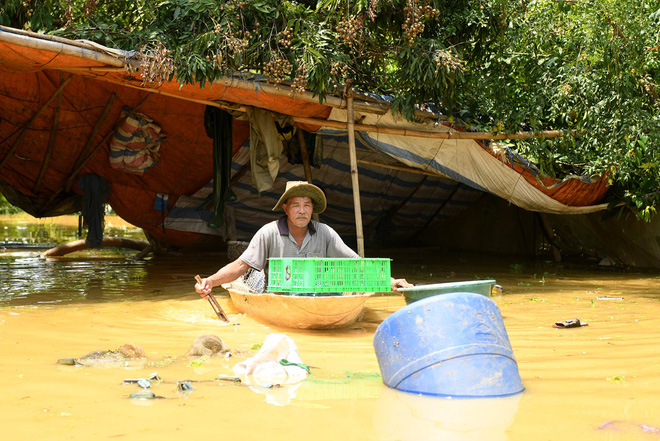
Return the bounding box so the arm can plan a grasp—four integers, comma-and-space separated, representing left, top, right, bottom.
268, 258, 391, 293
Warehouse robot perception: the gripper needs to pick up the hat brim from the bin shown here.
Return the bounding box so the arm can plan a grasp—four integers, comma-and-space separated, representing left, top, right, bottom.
272, 183, 327, 214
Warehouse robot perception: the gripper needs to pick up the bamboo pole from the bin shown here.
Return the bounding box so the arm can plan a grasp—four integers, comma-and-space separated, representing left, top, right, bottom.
0, 27, 128, 67
215, 75, 394, 116
0, 25, 119, 54
0, 75, 73, 170
292, 116, 566, 140
538, 213, 562, 262
34, 86, 62, 194
357, 159, 444, 177
346, 85, 365, 257
296, 129, 314, 184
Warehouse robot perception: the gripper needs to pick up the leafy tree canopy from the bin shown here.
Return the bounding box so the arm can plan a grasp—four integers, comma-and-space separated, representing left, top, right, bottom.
2, 0, 660, 219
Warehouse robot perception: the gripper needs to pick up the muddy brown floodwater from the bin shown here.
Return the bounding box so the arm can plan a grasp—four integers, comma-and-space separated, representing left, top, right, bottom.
1, 215, 660, 441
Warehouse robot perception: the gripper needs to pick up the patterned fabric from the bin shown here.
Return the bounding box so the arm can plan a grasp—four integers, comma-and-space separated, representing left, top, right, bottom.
109, 108, 164, 173
230, 268, 266, 294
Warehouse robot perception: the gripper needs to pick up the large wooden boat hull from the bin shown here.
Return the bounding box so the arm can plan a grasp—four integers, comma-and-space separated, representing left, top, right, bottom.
226, 288, 371, 330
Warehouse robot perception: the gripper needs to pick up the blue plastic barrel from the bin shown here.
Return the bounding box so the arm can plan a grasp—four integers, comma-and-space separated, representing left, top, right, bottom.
373, 292, 524, 397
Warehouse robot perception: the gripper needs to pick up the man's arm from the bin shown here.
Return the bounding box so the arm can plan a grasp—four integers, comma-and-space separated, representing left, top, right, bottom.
391, 277, 413, 292
195, 258, 251, 298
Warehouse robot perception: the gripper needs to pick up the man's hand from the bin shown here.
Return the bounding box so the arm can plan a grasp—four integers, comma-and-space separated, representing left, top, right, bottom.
391, 277, 413, 292
194, 275, 212, 299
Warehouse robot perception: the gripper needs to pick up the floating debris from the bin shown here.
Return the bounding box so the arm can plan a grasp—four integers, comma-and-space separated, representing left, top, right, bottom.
217, 375, 241, 383
177, 381, 194, 392
124, 374, 160, 387
123, 378, 141, 384
553, 318, 588, 329
279, 358, 311, 373
186, 334, 230, 356
57, 358, 79, 366
129, 390, 156, 400
71, 343, 148, 369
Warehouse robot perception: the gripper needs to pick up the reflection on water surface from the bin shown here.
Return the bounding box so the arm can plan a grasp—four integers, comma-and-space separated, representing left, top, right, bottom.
1, 215, 660, 441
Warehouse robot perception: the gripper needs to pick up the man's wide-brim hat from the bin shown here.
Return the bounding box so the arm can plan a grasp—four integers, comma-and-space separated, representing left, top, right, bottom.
273, 181, 327, 214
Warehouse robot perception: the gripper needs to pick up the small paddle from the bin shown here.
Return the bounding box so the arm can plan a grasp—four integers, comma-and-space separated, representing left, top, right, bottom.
195, 275, 229, 322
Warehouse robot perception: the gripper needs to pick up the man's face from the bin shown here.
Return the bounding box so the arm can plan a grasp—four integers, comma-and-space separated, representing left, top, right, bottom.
283, 196, 314, 228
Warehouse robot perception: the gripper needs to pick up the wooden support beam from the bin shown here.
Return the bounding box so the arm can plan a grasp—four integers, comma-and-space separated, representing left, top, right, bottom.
296, 129, 314, 184
539, 213, 562, 262
346, 85, 365, 257
357, 159, 446, 178
292, 116, 566, 141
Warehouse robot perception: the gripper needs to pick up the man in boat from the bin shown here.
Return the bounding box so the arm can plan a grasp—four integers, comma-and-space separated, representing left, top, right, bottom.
195, 181, 412, 297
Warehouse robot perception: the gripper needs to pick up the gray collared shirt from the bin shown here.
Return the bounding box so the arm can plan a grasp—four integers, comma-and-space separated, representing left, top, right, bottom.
239, 216, 359, 271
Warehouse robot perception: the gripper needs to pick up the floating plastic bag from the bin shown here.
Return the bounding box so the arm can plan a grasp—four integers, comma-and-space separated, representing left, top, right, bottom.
233, 334, 308, 385
233, 334, 308, 406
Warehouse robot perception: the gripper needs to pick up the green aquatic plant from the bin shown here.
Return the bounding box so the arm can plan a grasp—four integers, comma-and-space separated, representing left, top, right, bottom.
187, 355, 209, 367
607, 375, 625, 383
510, 264, 525, 274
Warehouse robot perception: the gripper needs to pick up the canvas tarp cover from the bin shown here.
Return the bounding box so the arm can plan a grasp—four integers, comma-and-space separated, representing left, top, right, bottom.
0, 26, 610, 248
324, 109, 609, 215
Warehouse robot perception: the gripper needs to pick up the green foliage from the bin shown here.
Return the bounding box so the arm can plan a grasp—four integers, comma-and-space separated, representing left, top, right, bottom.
0, 193, 22, 214
3, 0, 499, 107
465, 0, 660, 219
2, 0, 660, 218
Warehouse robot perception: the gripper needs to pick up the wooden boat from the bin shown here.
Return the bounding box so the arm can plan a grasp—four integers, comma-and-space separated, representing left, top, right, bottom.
225, 288, 372, 330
